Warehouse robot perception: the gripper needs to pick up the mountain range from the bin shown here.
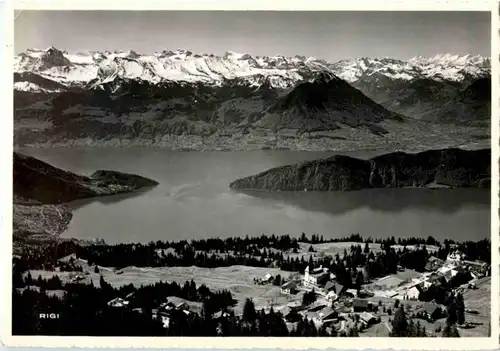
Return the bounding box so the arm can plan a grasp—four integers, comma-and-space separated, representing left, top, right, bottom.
13, 47, 491, 151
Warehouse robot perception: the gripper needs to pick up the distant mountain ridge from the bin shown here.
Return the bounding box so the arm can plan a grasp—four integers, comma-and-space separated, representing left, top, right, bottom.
14, 47, 491, 91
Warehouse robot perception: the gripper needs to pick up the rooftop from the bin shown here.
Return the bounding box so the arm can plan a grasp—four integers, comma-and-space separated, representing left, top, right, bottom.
360, 312, 377, 323
282, 281, 297, 289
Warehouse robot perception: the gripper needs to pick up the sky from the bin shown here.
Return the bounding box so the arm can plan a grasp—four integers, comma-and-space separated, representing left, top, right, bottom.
14, 11, 491, 61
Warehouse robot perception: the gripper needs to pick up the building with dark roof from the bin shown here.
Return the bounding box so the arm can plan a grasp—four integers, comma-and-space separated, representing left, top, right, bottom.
281, 280, 298, 294
324, 280, 345, 295
416, 303, 444, 321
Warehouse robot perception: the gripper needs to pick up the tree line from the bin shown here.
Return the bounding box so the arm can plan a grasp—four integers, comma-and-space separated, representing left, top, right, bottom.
14, 236, 489, 299
15, 234, 489, 275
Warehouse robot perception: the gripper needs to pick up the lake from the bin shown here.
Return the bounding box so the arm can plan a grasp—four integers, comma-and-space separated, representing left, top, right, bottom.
19, 147, 491, 244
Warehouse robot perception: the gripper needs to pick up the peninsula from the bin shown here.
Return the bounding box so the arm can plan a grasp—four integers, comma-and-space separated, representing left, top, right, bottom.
229, 148, 491, 191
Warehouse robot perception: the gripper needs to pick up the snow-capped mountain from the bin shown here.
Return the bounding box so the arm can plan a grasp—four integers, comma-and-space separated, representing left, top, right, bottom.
408, 53, 491, 82
12, 47, 491, 150
14, 47, 491, 92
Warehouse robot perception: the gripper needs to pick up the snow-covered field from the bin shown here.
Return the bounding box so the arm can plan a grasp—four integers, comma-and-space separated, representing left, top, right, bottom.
27, 263, 303, 315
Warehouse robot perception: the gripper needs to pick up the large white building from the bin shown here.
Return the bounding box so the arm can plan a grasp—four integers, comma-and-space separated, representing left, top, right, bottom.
303, 266, 330, 289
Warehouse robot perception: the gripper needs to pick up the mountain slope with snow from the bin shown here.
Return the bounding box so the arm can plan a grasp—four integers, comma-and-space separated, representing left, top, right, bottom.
14, 47, 491, 90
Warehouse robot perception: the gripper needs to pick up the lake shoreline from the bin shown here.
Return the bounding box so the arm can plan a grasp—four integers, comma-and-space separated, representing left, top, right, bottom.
14, 148, 491, 246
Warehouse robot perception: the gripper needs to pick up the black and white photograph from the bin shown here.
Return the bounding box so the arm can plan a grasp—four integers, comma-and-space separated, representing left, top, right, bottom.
7, 4, 496, 346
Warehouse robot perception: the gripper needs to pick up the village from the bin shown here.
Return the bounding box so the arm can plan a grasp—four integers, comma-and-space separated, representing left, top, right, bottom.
102, 249, 489, 337
273, 250, 488, 336
18, 232, 491, 337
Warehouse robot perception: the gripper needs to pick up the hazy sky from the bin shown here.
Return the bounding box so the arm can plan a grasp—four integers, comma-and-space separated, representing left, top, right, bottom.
15, 11, 491, 61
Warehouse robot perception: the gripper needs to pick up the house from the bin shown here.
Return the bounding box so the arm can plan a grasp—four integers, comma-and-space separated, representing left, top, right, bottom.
262, 273, 273, 283
447, 250, 465, 262
427, 256, 444, 270
312, 307, 338, 326
464, 260, 488, 269
279, 306, 301, 323
317, 306, 338, 320
312, 266, 329, 274
439, 270, 454, 282
360, 312, 379, 326
287, 301, 303, 311
213, 310, 231, 321
326, 291, 339, 302
324, 281, 336, 292
71, 275, 85, 283
166, 297, 191, 311
425, 273, 446, 287
175, 302, 189, 311
405, 284, 423, 301
307, 300, 328, 312
470, 271, 482, 280
281, 281, 298, 295
324, 281, 345, 296
159, 301, 176, 312
303, 266, 330, 288
107, 297, 129, 308
437, 263, 457, 275
346, 289, 358, 298
464, 260, 489, 275
416, 303, 443, 322
352, 299, 369, 312
358, 289, 375, 298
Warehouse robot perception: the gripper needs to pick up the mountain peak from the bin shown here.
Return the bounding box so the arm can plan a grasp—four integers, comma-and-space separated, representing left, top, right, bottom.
43, 46, 66, 59
39, 46, 71, 68
127, 50, 140, 58
44, 46, 61, 53
312, 71, 340, 84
